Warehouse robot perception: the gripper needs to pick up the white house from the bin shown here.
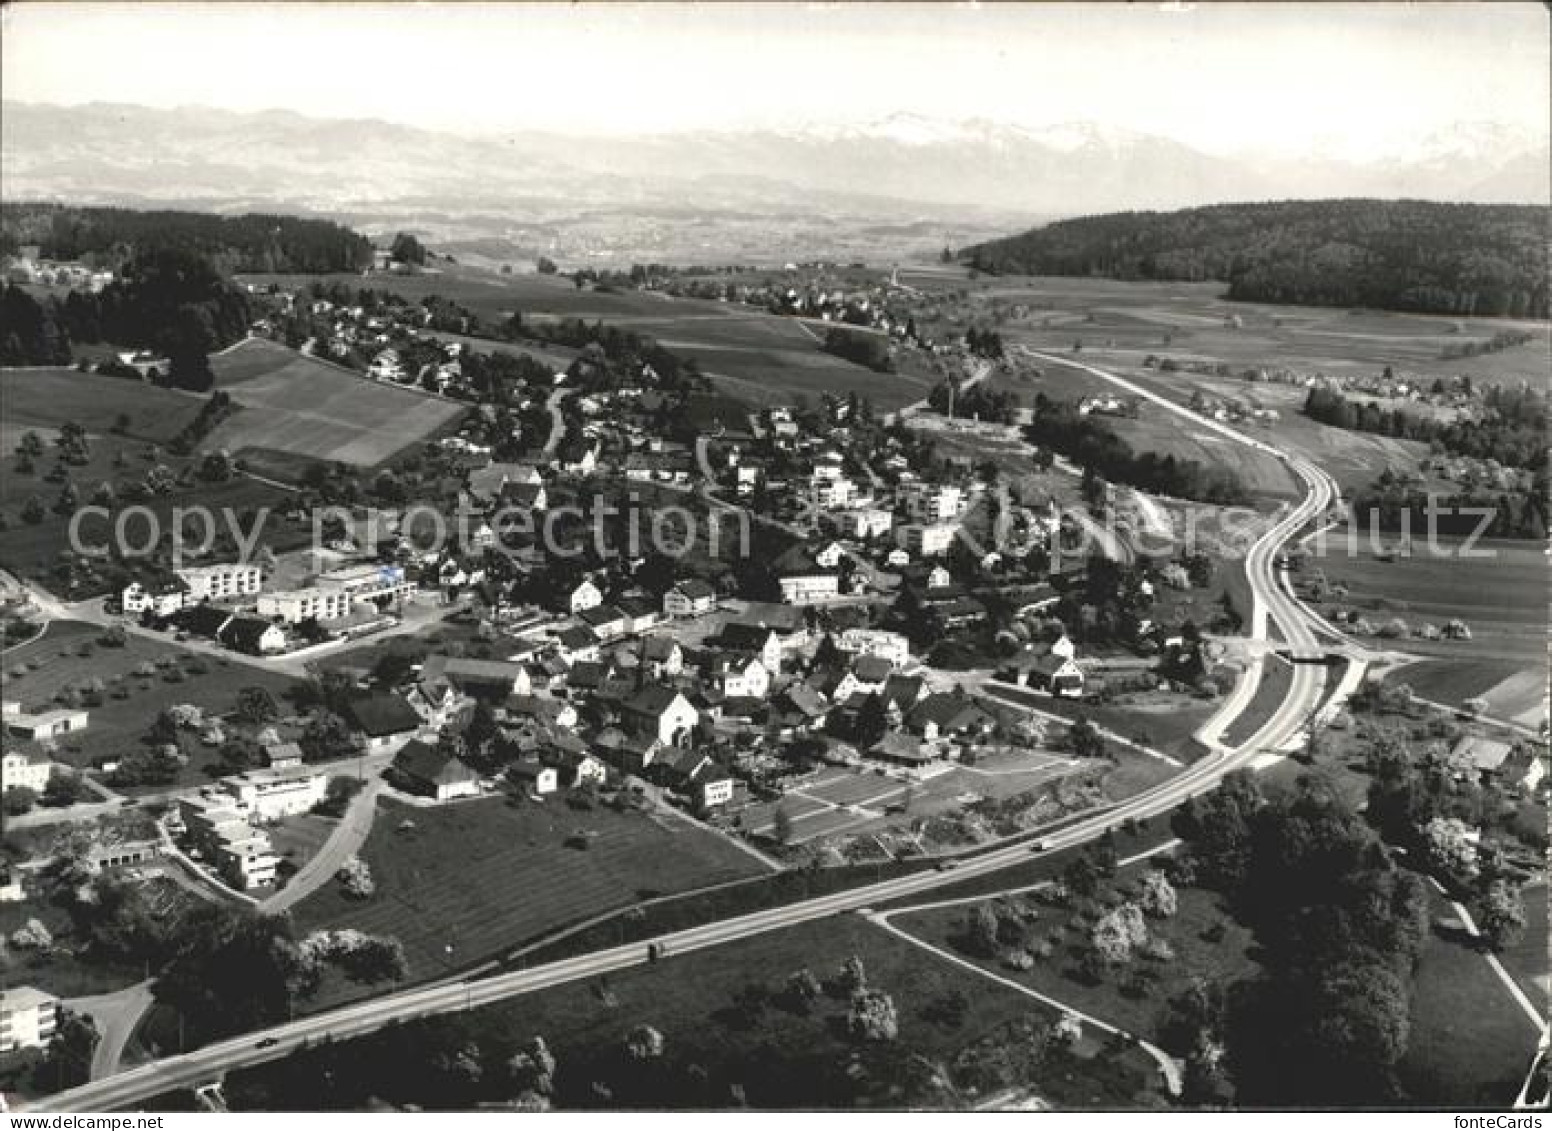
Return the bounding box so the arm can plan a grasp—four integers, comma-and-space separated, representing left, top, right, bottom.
664, 578, 717, 618
508, 760, 559, 795
121, 578, 189, 617
1, 747, 54, 792
848, 508, 894, 540
707, 657, 770, 699
568, 578, 604, 614
814, 542, 848, 569
904, 522, 959, 558
623, 687, 698, 747
837, 628, 911, 667
900, 481, 964, 523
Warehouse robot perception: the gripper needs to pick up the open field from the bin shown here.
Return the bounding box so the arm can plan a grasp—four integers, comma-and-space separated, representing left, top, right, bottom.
207, 339, 464, 467
892, 864, 1259, 1051
1, 369, 209, 444
292, 795, 768, 988
226, 912, 1164, 1110
1, 619, 300, 782
983, 684, 1216, 765
1384, 657, 1548, 727
741, 748, 1080, 845
946, 274, 1549, 390
1313, 536, 1547, 666
1398, 888, 1544, 1107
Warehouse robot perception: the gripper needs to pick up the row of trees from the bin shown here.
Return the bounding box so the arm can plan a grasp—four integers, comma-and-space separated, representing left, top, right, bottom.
1303, 384, 1546, 470
821, 326, 894, 373
1024, 394, 1251, 505
967, 200, 1550, 318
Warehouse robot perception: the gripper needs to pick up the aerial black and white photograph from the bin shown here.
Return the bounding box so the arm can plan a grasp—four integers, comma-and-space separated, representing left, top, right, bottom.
0, 0, 1547, 1115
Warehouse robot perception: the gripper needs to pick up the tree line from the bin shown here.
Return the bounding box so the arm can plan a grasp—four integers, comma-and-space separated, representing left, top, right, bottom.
1, 202, 373, 274
1, 249, 251, 384
1024, 393, 1251, 505
1303, 384, 1547, 470
966, 200, 1550, 319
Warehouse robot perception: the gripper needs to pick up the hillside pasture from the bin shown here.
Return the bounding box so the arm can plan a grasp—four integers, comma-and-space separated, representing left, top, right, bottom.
291, 795, 767, 988
1313, 536, 1547, 665
208, 340, 463, 467
1, 368, 208, 443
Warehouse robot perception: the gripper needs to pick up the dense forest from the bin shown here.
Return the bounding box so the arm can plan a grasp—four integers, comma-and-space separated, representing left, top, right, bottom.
1024, 394, 1251, 505
1303, 384, 1547, 470
0, 203, 373, 274
1, 250, 251, 385
1349, 469, 1548, 541
966, 200, 1549, 318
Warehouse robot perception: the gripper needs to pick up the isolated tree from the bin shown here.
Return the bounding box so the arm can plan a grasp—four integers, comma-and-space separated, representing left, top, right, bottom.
1480, 879, 1526, 950
623, 1024, 665, 1061
772, 804, 794, 846
1422, 816, 1479, 881
964, 903, 1001, 957
846, 988, 899, 1042
1139, 871, 1178, 919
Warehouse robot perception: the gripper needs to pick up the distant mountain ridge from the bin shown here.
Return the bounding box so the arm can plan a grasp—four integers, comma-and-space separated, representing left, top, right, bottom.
965, 199, 1550, 319
2, 102, 1545, 263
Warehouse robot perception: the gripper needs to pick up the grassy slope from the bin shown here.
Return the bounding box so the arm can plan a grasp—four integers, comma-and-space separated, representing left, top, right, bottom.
291, 795, 766, 995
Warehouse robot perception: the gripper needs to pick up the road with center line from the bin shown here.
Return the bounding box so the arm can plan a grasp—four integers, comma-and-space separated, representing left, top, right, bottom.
23, 355, 1344, 1114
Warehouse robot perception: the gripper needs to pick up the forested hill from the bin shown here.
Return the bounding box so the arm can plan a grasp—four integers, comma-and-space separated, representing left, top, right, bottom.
0, 202, 373, 274
965, 200, 1550, 319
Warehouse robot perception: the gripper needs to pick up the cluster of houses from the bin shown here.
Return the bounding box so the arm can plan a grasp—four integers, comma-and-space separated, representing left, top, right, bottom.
120, 558, 416, 656
3, 249, 115, 292
173, 747, 326, 890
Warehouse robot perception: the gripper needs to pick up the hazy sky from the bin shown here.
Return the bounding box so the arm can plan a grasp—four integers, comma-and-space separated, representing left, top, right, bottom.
3, 2, 1547, 156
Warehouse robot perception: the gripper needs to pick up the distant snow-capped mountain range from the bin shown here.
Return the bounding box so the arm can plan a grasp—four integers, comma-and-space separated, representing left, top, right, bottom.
1, 102, 1544, 262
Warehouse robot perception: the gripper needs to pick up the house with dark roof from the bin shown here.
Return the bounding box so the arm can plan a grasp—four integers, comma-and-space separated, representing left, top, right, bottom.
219, 616, 288, 655
171, 603, 236, 641
906, 693, 996, 742
621, 686, 698, 746
579, 603, 628, 641
639, 635, 684, 678
392, 739, 480, 800
556, 623, 601, 663
716, 624, 783, 672
617, 594, 662, 634
347, 694, 423, 749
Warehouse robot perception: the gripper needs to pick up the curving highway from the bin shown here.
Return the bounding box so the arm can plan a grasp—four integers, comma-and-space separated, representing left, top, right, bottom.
24, 356, 1343, 1114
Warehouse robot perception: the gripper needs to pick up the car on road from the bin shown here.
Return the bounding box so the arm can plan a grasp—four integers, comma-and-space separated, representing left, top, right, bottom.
934, 858, 961, 871
1028, 839, 1049, 853
256, 1037, 279, 1049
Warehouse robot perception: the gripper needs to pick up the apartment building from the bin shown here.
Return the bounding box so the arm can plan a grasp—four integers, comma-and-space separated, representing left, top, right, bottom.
257, 587, 355, 624
176, 562, 263, 602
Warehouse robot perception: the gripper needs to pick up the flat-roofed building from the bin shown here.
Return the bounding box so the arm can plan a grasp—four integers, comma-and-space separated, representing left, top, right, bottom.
257, 587, 355, 624
221, 765, 328, 820
176, 562, 263, 602
316, 562, 416, 605
1, 985, 59, 1052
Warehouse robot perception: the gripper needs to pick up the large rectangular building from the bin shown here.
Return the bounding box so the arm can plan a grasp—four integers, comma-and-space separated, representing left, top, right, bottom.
176, 562, 263, 602
316, 562, 416, 605
257, 587, 355, 624
221, 765, 328, 820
